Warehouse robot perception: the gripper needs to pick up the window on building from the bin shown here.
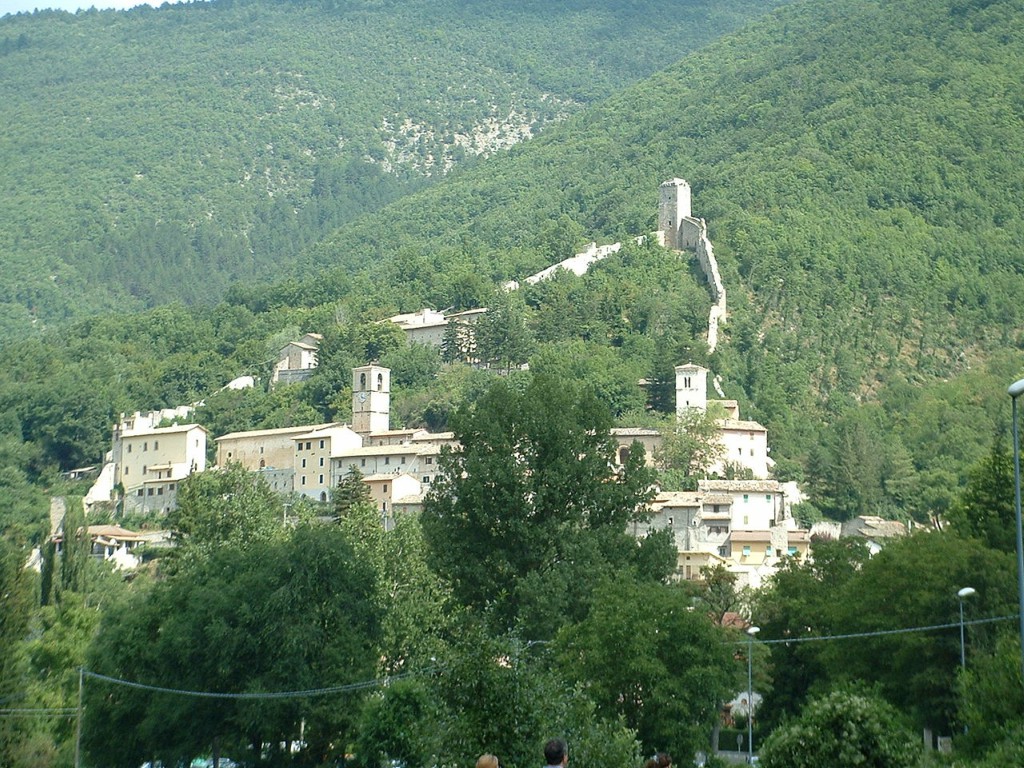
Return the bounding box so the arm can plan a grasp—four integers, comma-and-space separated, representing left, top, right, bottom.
360, 372, 367, 388
426, 457, 433, 465
383, 484, 389, 493
766, 545, 772, 555
305, 442, 311, 450
319, 458, 324, 467
260, 446, 264, 454
301, 459, 307, 468
788, 546, 798, 556
169, 483, 175, 491
157, 487, 164, 496
127, 444, 132, 453
743, 494, 749, 502
154, 440, 159, 450
143, 442, 148, 452
147, 488, 154, 496
742, 545, 751, 556
401, 457, 406, 464
137, 489, 144, 497
360, 458, 366, 467
319, 440, 325, 449
385, 457, 390, 465
423, 476, 430, 484
142, 465, 147, 474
766, 494, 771, 502
319, 474, 324, 484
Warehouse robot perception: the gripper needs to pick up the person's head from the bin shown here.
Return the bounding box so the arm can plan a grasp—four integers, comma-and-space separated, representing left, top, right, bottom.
477, 754, 499, 768
544, 738, 568, 767
655, 753, 672, 768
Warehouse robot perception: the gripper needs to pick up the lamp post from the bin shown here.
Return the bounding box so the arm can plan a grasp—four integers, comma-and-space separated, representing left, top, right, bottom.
746, 626, 760, 764
1009, 377, 1024, 688
957, 587, 976, 736
957, 587, 976, 673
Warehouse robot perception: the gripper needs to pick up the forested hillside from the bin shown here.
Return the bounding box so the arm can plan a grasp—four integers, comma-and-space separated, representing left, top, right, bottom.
3, 2, 1024, 764
284, 0, 1024, 517
2, 0, 1023, 531
0, 0, 785, 337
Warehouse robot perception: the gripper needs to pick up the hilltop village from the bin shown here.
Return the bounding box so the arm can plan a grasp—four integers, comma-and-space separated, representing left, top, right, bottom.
72, 181, 898, 588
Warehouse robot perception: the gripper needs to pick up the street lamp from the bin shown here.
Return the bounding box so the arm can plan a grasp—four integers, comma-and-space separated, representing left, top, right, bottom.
957, 587, 976, 736
957, 587, 976, 673
1009, 377, 1024, 689
746, 626, 760, 764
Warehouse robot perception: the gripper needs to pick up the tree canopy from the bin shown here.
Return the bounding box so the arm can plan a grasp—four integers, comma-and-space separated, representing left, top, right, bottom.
421, 372, 672, 637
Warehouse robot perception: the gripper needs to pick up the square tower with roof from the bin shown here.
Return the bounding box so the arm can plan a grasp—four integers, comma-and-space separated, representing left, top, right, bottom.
659, 178, 692, 250
352, 364, 391, 434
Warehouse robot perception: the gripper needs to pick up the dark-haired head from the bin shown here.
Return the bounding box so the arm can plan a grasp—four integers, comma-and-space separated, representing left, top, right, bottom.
544, 738, 568, 767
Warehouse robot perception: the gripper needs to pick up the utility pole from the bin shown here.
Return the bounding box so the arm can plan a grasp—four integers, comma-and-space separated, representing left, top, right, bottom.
75, 666, 83, 768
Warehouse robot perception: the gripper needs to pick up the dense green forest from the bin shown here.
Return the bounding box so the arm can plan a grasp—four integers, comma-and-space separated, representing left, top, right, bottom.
0, 0, 786, 336
281, 0, 1024, 515
2, 0, 1024, 765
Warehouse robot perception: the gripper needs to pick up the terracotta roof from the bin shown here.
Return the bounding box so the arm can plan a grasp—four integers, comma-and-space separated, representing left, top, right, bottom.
730, 530, 772, 543
699, 479, 781, 493
719, 418, 767, 433
653, 491, 701, 506
87, 525, 146, 541
612, 427, 662, 437
216, 423, 339, 441
122, 423, 207, 437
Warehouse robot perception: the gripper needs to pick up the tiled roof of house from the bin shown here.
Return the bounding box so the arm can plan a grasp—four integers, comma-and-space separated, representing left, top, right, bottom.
699, 479, 781, 493
217, 423, 338, 441
730, 530, 772, 543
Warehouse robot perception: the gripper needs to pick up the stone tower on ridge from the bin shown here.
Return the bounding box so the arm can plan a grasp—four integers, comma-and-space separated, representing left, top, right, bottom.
352, 364, 390, 435
659, 178, 692, 249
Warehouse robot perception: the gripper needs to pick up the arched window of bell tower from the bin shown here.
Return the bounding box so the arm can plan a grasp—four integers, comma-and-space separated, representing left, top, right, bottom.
360, 373, 366, 389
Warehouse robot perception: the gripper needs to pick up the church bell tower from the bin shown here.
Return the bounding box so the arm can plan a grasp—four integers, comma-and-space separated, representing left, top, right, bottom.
352, 364, 391, 435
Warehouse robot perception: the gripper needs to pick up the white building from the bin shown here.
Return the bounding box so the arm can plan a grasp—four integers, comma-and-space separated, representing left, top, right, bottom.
272, 333, 322, 386
292, 424, 363, 502
110, 413, 207, 515
388, 308, 449, 347
676, 363, 771, 479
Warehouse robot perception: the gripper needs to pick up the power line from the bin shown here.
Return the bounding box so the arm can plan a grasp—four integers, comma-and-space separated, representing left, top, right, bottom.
739, 614, 1017, 646
62, 614, 1022, 702
82, 666, 433, 700
0, 707, 77, 717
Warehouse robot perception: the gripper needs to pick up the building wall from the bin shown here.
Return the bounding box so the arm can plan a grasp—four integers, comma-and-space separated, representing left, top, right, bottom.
217, 426, 333, 472
294, 426, 363, 501
332, 447, 439, 488
716, 425, 770, 479
116, 426, 206, 492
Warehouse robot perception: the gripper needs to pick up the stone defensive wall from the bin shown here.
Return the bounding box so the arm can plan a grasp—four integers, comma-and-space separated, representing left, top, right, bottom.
677, 215, 726, 353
